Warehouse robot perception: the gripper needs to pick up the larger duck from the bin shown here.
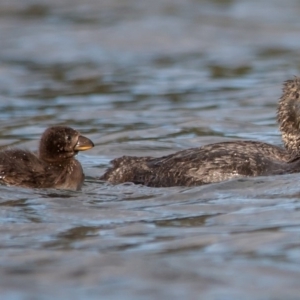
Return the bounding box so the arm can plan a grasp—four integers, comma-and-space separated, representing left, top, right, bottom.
100, 77, 300, 187
0, 126, 94, 190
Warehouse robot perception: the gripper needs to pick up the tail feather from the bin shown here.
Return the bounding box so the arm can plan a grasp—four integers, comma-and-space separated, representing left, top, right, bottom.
100, 155, 153, 183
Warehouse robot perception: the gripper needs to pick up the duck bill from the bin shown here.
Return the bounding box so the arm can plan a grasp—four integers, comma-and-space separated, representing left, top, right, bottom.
74, 135, 94, 151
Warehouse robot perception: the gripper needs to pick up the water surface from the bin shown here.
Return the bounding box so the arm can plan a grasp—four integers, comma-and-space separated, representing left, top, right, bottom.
1, 0, 300, 299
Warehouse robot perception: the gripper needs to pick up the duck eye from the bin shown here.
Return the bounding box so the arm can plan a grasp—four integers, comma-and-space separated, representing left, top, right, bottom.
66, 135, 72, 142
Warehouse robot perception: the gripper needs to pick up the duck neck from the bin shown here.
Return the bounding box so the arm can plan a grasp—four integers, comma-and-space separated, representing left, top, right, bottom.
277, 77, 300, 154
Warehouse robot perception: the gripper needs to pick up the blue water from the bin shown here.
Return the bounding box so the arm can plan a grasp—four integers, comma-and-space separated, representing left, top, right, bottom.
1, 0, 300, 299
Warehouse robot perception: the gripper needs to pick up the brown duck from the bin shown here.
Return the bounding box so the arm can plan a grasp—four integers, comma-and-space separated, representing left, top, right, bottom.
0, 126, 94, 190
100, 77, 300, 187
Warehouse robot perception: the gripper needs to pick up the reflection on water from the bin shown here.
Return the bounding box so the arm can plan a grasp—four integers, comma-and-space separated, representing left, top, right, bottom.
1, 0, 300, 299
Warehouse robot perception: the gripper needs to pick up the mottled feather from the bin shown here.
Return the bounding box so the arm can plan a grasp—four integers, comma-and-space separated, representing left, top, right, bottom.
100, 77, 300, 187
0, 126, 94, 190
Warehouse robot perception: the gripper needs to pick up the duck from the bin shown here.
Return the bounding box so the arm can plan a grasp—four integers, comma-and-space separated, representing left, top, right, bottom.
0, 126, 94, 190
100, 77, 300, 187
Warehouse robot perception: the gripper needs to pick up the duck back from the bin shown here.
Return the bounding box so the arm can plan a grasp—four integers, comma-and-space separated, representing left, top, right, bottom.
100, 141, 297, 187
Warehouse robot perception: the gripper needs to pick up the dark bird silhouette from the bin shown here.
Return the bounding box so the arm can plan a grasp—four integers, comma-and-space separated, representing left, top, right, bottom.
100, 77, 300, 187
0, 126, 94, 190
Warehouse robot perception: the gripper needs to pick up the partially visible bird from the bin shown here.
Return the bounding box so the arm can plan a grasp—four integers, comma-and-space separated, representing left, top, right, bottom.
0, 126, 94, 190
100, 77, 300, 187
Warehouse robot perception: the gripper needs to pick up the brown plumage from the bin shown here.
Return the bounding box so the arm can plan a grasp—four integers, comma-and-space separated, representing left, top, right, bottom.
277, 77, 300, 154
100, 77, 300, 187
0, 126, 94, 190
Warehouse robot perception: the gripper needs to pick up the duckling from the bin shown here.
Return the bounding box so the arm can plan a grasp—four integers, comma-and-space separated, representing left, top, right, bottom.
0, 126, 94, 190
100, 77, 300, 187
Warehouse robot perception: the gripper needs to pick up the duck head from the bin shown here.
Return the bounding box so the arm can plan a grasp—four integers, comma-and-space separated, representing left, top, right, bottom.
39, 126, 94, 163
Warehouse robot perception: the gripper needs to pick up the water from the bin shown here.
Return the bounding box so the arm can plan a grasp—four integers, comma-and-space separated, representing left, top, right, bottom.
1, 0, 300, 299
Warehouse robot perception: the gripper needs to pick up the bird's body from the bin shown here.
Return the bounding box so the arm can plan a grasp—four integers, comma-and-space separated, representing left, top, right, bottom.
100, 77, 300, 187
0, 126, 94, 190
100, 141, 298, 187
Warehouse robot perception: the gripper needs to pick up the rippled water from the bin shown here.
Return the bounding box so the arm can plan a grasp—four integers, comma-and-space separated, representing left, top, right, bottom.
1, 0, 300, 299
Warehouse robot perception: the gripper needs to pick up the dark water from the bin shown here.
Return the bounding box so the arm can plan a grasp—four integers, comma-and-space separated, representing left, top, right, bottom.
1, 0, 300, 299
